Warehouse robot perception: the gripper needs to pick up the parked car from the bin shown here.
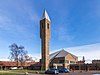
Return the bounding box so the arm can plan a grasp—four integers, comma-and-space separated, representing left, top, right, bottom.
10, 67, 17, 70
58, 68, 70, 73
45, 68, 59, 74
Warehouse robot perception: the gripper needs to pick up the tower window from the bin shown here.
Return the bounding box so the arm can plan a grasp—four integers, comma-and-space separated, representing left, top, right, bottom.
47, 23, 49, 29
42, 23, 43, 28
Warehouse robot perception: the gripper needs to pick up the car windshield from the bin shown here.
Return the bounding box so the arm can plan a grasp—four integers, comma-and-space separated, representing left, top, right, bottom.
59, 68, 68, 70
50, 68, 57, 70
47, 69, 51, 70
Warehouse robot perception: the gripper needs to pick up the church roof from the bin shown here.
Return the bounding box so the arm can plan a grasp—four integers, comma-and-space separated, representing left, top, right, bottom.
50, 50, 78, 62
41, 9, 50, 21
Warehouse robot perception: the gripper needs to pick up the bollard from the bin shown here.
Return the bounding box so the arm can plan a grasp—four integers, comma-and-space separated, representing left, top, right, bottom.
36, 71, 39, 74
25, 72, 28, 75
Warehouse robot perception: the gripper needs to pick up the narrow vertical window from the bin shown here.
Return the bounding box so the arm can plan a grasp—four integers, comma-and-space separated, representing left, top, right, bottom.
42, 23, 43, 28
47, 23, 49, 29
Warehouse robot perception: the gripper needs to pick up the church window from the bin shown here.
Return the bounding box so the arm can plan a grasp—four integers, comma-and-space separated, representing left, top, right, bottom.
42, 23, 43, 28
47, 23, 49, 29
59, 60, 64, 64
70, 61, 75, 64
65, 60, 69, 64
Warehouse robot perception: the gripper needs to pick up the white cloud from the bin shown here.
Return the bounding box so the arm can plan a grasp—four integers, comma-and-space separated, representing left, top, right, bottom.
56, 25, 74, 42
0, 14, 12, 30
28, 54, 41, 62
0, 53, 41, 62
0, 9, 39, 39
65, 43, 100, 63
0, 13, 25, 32
0, 56, 10, 61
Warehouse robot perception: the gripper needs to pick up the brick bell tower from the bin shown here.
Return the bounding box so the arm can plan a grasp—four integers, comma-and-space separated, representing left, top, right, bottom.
40, 9, 50, 70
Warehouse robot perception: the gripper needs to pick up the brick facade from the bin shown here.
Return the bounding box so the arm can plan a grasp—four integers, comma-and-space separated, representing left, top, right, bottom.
40, 18, 50, 70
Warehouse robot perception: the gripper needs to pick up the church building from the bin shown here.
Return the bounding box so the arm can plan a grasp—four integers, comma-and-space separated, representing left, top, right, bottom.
50, 50, 78, 68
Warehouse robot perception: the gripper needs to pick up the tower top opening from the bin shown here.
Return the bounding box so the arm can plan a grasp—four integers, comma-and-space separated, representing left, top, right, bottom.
41, 9, 51, 21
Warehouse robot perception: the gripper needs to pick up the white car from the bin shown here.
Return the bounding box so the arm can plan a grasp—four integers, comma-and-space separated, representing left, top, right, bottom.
10, 67, 17, 70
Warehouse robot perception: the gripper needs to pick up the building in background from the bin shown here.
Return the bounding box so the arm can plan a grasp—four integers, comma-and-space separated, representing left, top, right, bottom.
70, 59, 100, 70
0, 61, 36, 70
78, 56, 85, 64
92, 60, 100, 64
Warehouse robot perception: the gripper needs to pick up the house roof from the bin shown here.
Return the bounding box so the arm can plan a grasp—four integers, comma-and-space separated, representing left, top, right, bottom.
50, 50, 78, 62
0, 61, 37, 67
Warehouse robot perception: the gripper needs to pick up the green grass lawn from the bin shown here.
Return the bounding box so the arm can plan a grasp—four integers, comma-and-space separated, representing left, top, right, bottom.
0, 73, 25, 75
9, 69, 44, 74
0, 69, 45, 74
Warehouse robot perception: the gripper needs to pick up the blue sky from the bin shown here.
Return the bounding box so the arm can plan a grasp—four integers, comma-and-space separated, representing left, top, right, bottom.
0, 0, 100, 62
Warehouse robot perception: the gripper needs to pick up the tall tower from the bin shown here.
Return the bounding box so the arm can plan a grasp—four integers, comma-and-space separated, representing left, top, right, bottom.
40, 9, 50, 70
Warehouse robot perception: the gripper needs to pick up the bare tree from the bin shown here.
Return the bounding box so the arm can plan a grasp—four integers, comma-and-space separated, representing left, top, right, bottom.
9, 43, 20, 68
9, 43, 29, 69
19, 46, 28, 69
9, 43, 34, 69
